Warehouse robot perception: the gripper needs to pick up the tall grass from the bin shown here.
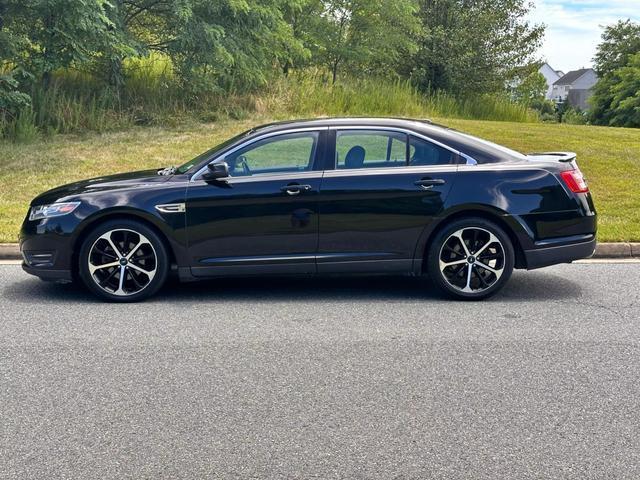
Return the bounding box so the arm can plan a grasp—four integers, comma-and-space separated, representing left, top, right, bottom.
274, 74, 538, 122
0, 57, 538, 142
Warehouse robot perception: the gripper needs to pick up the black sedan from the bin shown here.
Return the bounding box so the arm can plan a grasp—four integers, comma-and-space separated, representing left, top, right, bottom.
20, 118, 597, 301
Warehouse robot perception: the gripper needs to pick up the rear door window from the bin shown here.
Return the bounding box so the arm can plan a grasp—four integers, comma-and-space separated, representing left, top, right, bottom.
335, 130, 456, 169
336, 130, 407, 169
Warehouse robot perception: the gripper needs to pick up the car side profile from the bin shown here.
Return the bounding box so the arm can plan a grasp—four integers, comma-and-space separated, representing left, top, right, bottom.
20, 118, 597, 301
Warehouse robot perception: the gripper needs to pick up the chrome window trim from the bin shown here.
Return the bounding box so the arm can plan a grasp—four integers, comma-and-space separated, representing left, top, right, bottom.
190, 127, 327, 182
460, 153, 478, 166
329, 125, 476, 164
222, 171, 324, 184
323, 165, 458, 177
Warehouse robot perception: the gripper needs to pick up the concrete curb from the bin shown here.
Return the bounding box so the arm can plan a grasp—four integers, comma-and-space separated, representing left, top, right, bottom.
0, 244, 21, 260
2, 242, 639, 261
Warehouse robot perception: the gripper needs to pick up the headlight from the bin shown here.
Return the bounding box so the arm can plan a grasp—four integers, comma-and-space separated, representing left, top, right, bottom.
29, 202, 81, 221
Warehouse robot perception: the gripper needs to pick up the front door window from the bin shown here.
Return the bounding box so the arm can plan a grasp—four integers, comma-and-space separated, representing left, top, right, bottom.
224, 132, 319, 176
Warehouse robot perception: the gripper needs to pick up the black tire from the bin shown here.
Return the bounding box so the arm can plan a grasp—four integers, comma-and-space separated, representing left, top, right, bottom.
426, 217, 515, 300
78, 219, 169, 302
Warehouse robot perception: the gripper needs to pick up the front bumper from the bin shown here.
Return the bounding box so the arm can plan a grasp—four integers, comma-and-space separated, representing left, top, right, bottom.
20, 213, 78, 282
524, 234, 596, 270
22, 262, 73, 282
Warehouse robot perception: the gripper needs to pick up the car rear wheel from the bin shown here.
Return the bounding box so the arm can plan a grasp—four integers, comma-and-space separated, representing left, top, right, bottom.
427, 218, 514, 300
78, 219, 169, 302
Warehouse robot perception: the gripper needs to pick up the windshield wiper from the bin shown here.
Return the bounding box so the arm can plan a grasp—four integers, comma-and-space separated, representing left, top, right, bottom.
157, 166, 177, 176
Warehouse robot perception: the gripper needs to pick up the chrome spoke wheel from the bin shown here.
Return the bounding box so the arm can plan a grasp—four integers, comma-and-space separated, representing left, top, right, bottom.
87, 229, 157, 297
439, 227, 505, 294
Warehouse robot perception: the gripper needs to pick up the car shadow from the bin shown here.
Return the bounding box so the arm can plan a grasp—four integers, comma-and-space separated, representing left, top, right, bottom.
4, 270, 583, 305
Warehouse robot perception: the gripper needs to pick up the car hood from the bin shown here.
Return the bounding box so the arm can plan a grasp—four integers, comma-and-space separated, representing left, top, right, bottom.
31, 169, 173, 206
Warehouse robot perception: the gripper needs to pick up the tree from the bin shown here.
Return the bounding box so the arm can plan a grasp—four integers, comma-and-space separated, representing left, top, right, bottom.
593, 19, 640, 76
408, 0, 544, 96
591, 52, 640, 128
608, 53, 640, 127
2, 0, 118, 87
590, 20, 640, 127
105, 0, 305, 92
297, 0, 421, 83
0, 0, 31, 118
513, 70, 547, 105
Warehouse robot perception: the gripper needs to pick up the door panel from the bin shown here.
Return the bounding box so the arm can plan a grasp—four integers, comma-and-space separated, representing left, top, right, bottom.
185, 130, 324, 277
317, 167, 456, 272
318, 129, 458, 273
187, 172, 321, 276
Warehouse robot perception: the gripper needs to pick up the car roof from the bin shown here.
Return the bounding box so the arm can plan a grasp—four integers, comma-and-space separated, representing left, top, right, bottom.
248, 117, 525, 164
251, 117, 442, 134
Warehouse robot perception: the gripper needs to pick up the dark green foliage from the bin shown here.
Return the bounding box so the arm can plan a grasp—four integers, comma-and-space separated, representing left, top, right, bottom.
107, 0, 306, 92
1, 0, 549, 139
593, 20, 640, 77
590, 20, 640, 128
408, 0, 544, 96
294, 0, 421, 83
0, 73, 31, 116
1, 0, 118, 85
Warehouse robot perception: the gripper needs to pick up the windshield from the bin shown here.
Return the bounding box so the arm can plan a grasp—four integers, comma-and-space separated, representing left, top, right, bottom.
176, 129, 253, 174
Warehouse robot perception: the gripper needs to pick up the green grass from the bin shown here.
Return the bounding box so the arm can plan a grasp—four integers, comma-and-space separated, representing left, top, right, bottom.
0, 117, 638, 243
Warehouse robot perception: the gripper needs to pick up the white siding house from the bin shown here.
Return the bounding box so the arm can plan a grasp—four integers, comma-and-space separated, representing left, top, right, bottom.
552, 68, 598, 109
538, 63, 562, 99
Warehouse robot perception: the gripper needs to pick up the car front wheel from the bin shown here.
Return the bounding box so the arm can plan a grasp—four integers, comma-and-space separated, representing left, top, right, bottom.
78, 219, 169, 302
427, 218, 515, 300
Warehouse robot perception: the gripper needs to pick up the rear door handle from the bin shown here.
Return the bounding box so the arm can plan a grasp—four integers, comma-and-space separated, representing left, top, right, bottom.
414, 178, 446, 188
280, 184, 312, 196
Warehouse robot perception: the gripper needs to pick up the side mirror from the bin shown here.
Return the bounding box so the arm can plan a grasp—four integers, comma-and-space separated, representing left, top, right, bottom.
202, 161, 229, 181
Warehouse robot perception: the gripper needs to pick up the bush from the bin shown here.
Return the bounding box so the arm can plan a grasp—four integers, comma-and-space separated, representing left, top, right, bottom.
529, 98, 555, 116
540, 112, 557, 123
562, 108, 588, 125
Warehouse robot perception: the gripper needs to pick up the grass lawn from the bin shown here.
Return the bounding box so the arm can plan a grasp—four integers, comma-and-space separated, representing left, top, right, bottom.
0, 117, 638, 243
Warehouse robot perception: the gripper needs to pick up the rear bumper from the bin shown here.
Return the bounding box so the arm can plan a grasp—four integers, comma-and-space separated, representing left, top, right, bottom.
524, 234, 596, 270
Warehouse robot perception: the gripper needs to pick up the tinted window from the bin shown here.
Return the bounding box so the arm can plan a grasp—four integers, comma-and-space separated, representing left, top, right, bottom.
225, 132, 318, 176
336, 130, 407, 169
409, 136, 455, 166
443, 130, 527, 164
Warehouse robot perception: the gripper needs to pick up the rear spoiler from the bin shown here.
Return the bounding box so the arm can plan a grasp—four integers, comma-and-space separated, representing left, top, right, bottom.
526, 151, 577, 163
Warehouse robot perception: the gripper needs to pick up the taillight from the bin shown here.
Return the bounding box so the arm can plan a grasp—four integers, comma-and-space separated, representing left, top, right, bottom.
560, 168, 589, 193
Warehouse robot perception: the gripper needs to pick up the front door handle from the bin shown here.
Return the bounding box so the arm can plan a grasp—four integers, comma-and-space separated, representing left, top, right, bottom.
414, 178, 446, 189
280, 184, 312, 196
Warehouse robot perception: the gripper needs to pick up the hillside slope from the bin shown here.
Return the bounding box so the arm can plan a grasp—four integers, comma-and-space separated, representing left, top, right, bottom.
1, 118, 638, 243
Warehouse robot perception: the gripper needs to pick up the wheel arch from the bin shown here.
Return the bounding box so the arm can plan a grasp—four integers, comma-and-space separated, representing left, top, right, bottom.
415, 206, 529, 273
71, 209, 180, 279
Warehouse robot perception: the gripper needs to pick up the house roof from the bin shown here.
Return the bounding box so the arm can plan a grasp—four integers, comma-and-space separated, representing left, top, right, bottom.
553, 68, 593, 86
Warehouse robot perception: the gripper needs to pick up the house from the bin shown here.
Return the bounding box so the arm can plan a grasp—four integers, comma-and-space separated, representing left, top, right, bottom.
538, 63, 564, 99
552, 68, 598, 110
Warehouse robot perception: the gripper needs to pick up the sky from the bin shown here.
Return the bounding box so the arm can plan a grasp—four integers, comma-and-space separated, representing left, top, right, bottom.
527, 0, 640, 73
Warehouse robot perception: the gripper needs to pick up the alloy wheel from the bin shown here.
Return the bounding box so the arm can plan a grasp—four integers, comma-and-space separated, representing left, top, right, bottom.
438, 227, 505, 294
87, 229, 157, 297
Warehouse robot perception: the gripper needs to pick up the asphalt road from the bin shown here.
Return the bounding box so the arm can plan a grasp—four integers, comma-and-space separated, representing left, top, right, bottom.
1, 262, 639, 479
